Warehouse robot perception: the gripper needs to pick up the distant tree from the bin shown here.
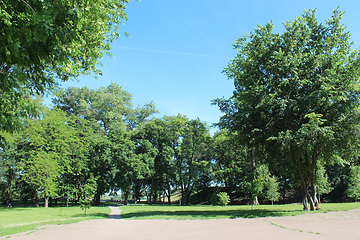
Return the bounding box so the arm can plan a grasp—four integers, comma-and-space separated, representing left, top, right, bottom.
265, 176, 280, 206
17, 107, 80, 207
315, 164, 332, 204
1, 0, 129, 132
213, 8, 360, 211
0, 131, 20, 202
176, 119, 211, 205
346, 166, 360, 201
53, 83, 157, 205
212, 130, 247, 201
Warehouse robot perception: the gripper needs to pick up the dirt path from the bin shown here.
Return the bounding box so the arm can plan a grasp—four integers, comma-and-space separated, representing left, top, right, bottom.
2, 208, 360, 240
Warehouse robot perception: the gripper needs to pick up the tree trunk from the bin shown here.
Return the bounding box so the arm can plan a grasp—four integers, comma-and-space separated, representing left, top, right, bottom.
308, 192, 315, 211
311, 184, 319, 209
252, 196, 259, 206
167, 193, 171, 205
302, 188, 309, 211
44, 196, 49, 208
34, 189, 39, 207
124, 190, 130, 205
93, 190, 101, 206
181, 188, 188, 206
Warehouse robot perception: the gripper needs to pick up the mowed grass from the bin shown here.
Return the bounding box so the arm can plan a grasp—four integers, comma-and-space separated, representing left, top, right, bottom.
120, 202, 360, 220
0, 206, 110, 237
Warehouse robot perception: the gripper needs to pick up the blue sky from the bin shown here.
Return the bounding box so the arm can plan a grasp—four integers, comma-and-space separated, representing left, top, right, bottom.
53, 0, 360, 133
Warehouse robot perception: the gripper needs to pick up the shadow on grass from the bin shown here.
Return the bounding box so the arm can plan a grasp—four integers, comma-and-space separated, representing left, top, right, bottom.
72, 213, 109, 218
121, 208, 303, 219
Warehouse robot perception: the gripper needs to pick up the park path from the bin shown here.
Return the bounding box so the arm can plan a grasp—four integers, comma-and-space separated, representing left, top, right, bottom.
1, 208, 360, 240
108, 206, 122, 219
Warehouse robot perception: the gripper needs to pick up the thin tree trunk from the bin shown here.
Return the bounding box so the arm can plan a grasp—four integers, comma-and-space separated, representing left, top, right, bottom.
34, 189, 39, 207
302, 187, 309, 211
167, 193, 171, 205
311, 184, 319, 210
124, 190, 130, 205
44, 196, 49, 208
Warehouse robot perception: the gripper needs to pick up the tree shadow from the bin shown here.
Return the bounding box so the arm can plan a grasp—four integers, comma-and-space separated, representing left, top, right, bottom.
121, 208, 302, 219
72, 213, 109, 218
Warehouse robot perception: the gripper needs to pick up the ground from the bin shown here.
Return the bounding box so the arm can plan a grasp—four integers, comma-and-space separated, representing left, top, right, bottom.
1, 207, 359, 240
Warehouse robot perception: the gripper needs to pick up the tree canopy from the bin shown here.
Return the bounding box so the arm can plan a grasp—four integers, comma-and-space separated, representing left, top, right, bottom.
213, 8, 360, 210
0, 0, 129, 132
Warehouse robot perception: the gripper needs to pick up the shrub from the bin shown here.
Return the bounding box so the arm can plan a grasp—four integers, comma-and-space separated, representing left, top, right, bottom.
217, 192, 230, 207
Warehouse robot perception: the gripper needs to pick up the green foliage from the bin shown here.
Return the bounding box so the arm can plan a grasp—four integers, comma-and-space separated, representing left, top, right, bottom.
213, 8, 360, 210
212, 130, 247, 200
16, 107, 82, 205
0, 0, 129, 132
316, 164, 332, 198
346, 166, 360, 201
217, 192, 230, 207
265, 176, 280, 205
119, 202, 360, 220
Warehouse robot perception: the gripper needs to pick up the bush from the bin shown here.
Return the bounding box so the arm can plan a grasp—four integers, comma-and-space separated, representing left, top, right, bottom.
217, 192, 230, 207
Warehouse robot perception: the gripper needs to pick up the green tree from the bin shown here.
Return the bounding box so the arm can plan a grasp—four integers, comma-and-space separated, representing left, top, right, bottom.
212, 130, 247, 201
315, 164, 332, 204
214, 8, 360, 211
137, 118, 175, 204
53, 83, 157, 204
0, 0, 129, 132
17, 107, 81, 207
265, 176, 280, 206
177, 118, 211, 205
217, 192, 230, 207
0, 131, 20, 202
346, 166, 360, 201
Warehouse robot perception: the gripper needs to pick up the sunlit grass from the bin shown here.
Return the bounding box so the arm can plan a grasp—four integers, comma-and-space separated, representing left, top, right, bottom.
0, 206, 110, 237
120, 202, 360, 220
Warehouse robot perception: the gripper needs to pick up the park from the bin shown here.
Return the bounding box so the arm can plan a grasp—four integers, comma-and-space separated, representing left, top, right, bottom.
1, 0, 360, 239
1, 203, 360, 239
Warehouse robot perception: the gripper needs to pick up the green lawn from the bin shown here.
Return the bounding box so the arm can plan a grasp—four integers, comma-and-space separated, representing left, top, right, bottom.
0, 206, 110, 237
120, 202, 360, 220
1, 202, 360, 237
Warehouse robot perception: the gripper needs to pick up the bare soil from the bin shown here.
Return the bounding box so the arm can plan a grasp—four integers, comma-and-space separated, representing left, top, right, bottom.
2, 207, 360, 240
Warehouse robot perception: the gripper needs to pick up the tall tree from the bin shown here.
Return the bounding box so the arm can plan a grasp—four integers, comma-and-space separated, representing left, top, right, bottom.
176, 118, 211, 205
0, 0, 129, 132
53, 83, 157, 204
212, 130, 247, 201
17, 107, 81, 207
213, 8, 360, 210
346, 166, 360, 201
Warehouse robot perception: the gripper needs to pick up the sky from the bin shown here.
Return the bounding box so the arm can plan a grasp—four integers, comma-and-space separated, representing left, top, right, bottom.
51, 0, 360, 133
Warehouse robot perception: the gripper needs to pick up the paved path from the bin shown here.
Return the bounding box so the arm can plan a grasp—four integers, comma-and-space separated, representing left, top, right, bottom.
108, 206, 121, 219
1, 208, 360, 240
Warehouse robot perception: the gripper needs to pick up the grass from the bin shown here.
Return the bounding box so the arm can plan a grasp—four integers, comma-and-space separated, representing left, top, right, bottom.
1, 202, 359, 237
0, 206, 110, 237
119, 202, 360, 220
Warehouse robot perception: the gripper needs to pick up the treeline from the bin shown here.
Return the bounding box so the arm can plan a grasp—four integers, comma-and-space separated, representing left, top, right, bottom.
1, 83, 360, 207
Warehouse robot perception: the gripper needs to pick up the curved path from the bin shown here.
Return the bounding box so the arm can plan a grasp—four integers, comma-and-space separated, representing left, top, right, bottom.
1, 208, 360, 240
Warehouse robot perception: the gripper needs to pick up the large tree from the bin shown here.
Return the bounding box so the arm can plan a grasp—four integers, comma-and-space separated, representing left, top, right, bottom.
0, 0, 128, 132
213, 8, 360, 210
17, 107, 81, 207
53, 83, 157, 204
